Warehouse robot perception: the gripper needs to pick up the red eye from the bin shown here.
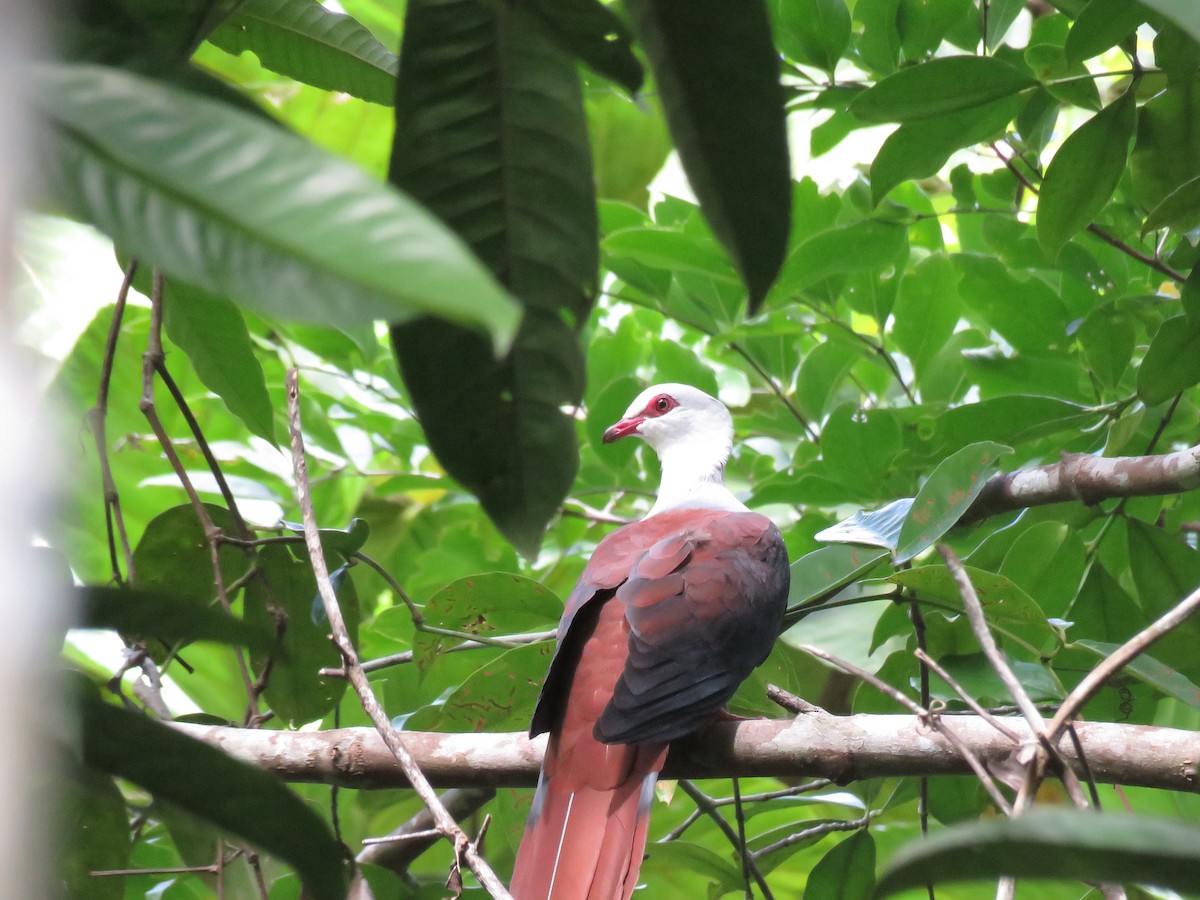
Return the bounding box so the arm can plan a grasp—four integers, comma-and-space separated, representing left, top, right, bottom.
644, 394, 677, 417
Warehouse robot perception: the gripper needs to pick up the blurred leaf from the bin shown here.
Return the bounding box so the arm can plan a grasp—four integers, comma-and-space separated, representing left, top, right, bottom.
895, 442, 1013, 562
639, 840, 744, 893
1131, 81, 1200, 217
208, 0, 399, 105
1076, 640, 1200, 709
33, 63, 519, 341
405, 642, 554, 731
1143, 173, 1200, 234
875, 809, 1200, 896
1126, 520, 1200, 673
1138, 314, 1200, 404
1140, 0, 1200, 43
131, 504, 244, 607
804, 829, 875, 900
1038, 86, 1137, 258
79, 689, 348, 899
588, 91, 671, 208
244, 544, 356, 725
389, 0, 594, 557
985, 0, 1026, 48
816, 499, 914, 552
163, 284, 276, 446
519, 0, 644, 93
771, 0, 852, 74
775, 220, 909, 298
409, 572, 562, 672
60, 766, 130, 900
850, 56, 1035, 123
78, 585, 271, 651
1065, 0, 1147, 65
625, 0, 791, 310
281, 517, 371, 558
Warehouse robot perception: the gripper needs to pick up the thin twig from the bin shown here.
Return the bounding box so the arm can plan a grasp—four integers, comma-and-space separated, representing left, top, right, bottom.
88, 259, 139, 584
285, 369, 511, 899
913, 649, 1023, 743
800, 644, 1013, 815
320, 629, 558, 678
677, 780, 774, 900
749, 813, 873, 862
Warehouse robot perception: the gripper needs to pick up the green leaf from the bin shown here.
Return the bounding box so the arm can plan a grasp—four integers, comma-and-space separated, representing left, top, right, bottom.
816, 499, 914, 552
1076, 640, 1200, 709
1138, 314, 1200, 404
771, 0, 852, 74
388, 0, 595, 556
1064, 0, 1148, 65
1139, 0, 1200, 44
775, 220, 909, 299
408, 572, 562, 672
1142, 173, 1200, 234
850, 56, 1035, 123
60, 766, 130, 900
785, 544, 892, 624
163, 283, 276, 446
33, 63, 519, 343
588, 92, 671, 208
1130, 81, 1200, 215
1126, 520, 1200, 673
207, 0, 399, 106
518, 0, 645, 93
895, 442, 1013, 562
1037, 85, 1137, 257
869, 94, 1022, 205
625, 0, 791, 310
131, 504, 245, 607
985, 0, 1026, 48
875, 809, 1200, 897
78, 585, 272, 651
891, 565, 1056, 647
805, 830, 875, 900
79, 689, 347, 900
243, 544, 356, 726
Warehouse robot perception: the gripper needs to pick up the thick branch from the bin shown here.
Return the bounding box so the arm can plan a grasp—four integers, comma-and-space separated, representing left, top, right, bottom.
963, 444, 1200, 523
174, 712, 1200, 793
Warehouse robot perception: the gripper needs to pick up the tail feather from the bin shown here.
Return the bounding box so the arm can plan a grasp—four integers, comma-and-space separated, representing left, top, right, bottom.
510, 740, 666, 899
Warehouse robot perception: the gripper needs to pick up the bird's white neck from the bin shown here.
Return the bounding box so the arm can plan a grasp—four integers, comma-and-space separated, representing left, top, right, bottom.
646, 441, 748, 517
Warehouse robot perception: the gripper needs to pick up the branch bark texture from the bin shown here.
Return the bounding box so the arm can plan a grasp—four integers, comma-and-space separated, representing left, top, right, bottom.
963, 444, 1200, 522
174, 712, 1200, 793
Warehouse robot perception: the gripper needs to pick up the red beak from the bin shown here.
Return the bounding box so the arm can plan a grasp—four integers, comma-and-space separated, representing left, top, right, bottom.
602, 416, 643, 444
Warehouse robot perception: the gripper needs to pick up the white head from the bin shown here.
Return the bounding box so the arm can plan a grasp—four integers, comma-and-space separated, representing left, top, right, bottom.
602, 383, 746, 516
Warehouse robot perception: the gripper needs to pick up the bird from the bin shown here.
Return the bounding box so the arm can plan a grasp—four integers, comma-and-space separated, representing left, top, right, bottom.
509, 383, 790, 899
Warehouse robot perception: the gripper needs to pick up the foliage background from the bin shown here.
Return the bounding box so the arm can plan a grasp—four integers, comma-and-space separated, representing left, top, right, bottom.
17, 0, 1200, 897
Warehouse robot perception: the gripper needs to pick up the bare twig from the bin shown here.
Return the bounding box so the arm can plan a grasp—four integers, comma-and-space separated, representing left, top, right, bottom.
766, 684, 825, 714
358, 788, 495, 876
749, 813, 872, 862
88, 259, 139, 584
913, 649, 1022, 743
320, 629, 558, 678
285, 369, 511, 899
677, 780, 774, 900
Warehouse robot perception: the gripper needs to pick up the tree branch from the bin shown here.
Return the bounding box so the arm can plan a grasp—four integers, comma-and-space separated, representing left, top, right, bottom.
172, 712, 1200, 793
962, 444, 1200, 523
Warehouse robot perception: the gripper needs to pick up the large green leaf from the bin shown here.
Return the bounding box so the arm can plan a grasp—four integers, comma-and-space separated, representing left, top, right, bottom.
78, 689, 348, 900
1064, 0, 1148, 65
895, 441, 1013, 562
875, 809, 1200, 896
1037, 85, 1137, 258
77, 585, 272, 651
207, 0, 400, 106
804, 830, 875, 900
163, 282, 277, 445
388, 0, 595, 557
624, 0, 791, 310
1140, 0, 1200, 43
516, 0, 644, 93
60, 766, 130, 900
1138, 314, 1200, 404
1076, 640, 1200, 709
771, 0, 852, 74
1142, 173, 1200, 234
850, 56, 1035, 123
33, 63, 519, 342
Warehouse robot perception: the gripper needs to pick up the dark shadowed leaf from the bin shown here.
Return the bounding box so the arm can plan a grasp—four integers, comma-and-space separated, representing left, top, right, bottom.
79, 689, 347, 900
208, 0, 399, 105
895, 442, 1013, 562
625, 0, 791, 310
77, 585, 272, 651
850, 56, 1035, 123
519, 0, 644, 93
33, 63, 519, 341
163, 283, 276, 445
1076, 640, 1200, 709
875, 809, 1200, 897
1037, 85, 1137, 257
816, 499, 914, 552
805, 829, 875, 900
243, 544, 357, 725
389, 0, 595, 556
1142, 173, 1200, 234
1126, 520, 1200, 674
1138, 314, 1200, 404
60, 766, 130, 900
131, 504, 245, 607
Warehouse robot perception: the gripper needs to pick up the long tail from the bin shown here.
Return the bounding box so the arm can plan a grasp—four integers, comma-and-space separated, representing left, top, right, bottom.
510, 735, 667, 899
